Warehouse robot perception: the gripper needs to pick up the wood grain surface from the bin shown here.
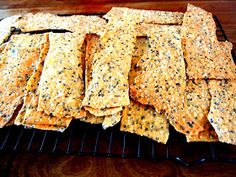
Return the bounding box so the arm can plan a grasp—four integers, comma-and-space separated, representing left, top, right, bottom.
0, 153, 236, 177
0, 1, 236, 176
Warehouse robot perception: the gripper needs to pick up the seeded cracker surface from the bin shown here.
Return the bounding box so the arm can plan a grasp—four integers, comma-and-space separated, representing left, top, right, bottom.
104, 7, 184, 25
15, 53, 72, 131
0, 47, 41, 127
82, 16, 137, 115
80, 34, 121, 126
181, 4, 236, 79
121, 99, 169, 144
208, 80, 236, 145
0, 15, 21, 45
16, 13, 106, 34
38, 33, 85, 118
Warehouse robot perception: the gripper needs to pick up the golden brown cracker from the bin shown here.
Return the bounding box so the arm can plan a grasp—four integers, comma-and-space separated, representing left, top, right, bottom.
16, 13, 106, 34
38, 33, 85, 118
208, 80, 236, 145
181, 4, 236, 79
0, 15, 21, 45
0, 47, 41, 128
121, 99, 169, 144
82, 24, 137, 112
104, 7, 184, 25
102, 112, 121, 129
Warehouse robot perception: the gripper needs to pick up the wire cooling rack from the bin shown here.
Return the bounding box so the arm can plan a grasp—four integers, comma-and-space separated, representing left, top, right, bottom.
0, 16, 235, 167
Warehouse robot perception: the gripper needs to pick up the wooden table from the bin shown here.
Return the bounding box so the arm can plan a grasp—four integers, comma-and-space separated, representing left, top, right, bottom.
0, 1, 236, 176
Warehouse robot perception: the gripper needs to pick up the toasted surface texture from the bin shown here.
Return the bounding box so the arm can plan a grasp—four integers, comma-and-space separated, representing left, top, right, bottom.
121, 99, 169, 144
15, 43, 72, 132
181, 4, 236, 79
38, 33, 85, 118
104, 7, 184, 25
0, 15, 21, 45
0, 47, 40, 127
208, 80, 236, 145
16, 13, 106, 34
82, 19, 137, 113
129, 25, 191, 134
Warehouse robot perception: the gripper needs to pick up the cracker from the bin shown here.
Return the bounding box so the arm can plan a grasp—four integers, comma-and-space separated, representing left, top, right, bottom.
130, 25, 185, 112
102, 112, 121, 129
181, 4, 236, 79
181, 80, 212, 135
121, 99, 169, 144
16, 13, 106, 34
85, 34, 101, 90
0, 15, 21, 45
38, 33, 85, 118
104, 7, 184, 25
129, 37, 149, 85
85, 107, 122, 117
82, 23, 137, 113
207, 80, 236, 145
15, 46, 72, 131
0, 47, 41, 128
186, 124, 218, 142
80, 112, 105, 124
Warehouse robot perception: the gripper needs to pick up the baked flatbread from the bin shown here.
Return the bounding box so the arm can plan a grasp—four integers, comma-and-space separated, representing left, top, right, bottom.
38, 33, 85, 118
82, 20, 137, 115
0, 47, 41, 127
121, 99, 169, 144
208, 80, 236, 145
0, 15, 21, 45
16, 13, 106, 34
104, 7, 184, 25
181, 4, 236, 79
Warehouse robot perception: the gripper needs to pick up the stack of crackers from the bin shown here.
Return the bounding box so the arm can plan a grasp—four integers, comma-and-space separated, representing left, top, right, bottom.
0, 4, 235, 145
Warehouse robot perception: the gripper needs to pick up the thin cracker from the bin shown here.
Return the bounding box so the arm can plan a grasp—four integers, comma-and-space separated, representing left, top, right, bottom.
207, 80, 236, 145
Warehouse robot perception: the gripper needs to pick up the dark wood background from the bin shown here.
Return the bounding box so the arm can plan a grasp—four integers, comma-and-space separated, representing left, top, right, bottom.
0, 0, 236, 176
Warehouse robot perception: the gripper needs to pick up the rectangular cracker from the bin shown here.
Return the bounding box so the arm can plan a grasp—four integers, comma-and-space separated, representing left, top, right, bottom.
0, 15, 21, 45
207, 80, 236, 145
180, 80, 212, 135
130, 25, 187, 130
104, 7, 184, 25
16, 13, 106, 34
82, 34, 121, 126
15, 46, 72, 131
0, 47, 41, 128
38, 33, 85, 118
121, 99, 169, 144
82, 22, 137, 114
181, 4, 236, 79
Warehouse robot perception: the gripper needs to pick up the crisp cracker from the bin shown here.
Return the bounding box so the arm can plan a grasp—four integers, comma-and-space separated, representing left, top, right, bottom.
208, 80, 236, 145
0, 47, 41, 128
186, 123, 218, 142
85, 107, 122, 117
82, 22, 137, 112
104, 7, 184, 25
16, 13, 106, 34
181, 4, 236, 79
102, 112, 121, 129
0, 15, 21, 45
80, 112, 105, 124
15, 46, 72, 131
85, 34, 101, 90
181, 80, 212, 135
121, 99, 169, 144
129, 37, 149, 85
38, 33, 85, 118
